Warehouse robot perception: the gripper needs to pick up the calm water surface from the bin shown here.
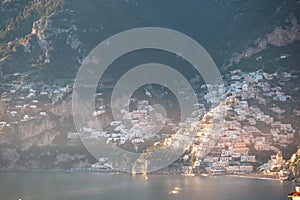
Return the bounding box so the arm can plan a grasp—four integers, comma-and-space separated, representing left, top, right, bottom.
0, 172, 295, 200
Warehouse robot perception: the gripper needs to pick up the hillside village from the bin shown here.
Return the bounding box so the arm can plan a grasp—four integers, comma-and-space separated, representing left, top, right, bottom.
0, 66, 299, 179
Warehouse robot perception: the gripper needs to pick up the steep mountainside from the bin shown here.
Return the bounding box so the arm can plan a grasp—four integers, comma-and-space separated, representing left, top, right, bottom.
0, 0, 299, 171
0, 0, 300, 79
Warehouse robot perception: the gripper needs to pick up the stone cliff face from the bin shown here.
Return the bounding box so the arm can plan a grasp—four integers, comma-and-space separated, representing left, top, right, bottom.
0, 104, 93, 170
224, 20, 300, 69
0, 0, 65, 73
50, 96, 73, 116
266, 24, 300, 46
19, 117, 56, 140
288, 147, 300, 181
1, 115, 57, 151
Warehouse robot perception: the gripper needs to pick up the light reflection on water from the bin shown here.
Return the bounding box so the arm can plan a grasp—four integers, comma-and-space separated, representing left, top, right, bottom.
0, 172, 294, 200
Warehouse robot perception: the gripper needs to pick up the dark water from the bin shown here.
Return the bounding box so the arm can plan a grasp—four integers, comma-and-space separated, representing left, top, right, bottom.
0, 172, 295, 200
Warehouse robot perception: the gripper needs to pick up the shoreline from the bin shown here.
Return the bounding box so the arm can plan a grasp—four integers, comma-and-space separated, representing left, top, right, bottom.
0, 170, 281, 180
225, 173, 280, 181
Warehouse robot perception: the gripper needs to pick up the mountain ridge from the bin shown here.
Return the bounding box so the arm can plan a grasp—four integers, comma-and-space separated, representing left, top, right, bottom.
0, 0, 300, 78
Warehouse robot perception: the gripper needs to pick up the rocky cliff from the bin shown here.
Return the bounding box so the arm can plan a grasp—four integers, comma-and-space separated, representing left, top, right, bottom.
223, 16, 300, 69
1, 0, 300, 77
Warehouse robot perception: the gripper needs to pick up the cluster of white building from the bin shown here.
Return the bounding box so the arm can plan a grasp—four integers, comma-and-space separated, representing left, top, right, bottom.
81, 100, 169, 152
189, 69, 297, 174
0, 72, 72, 130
